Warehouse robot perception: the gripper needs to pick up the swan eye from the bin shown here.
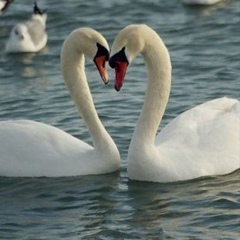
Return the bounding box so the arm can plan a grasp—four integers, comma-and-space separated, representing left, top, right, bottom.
95, 43, 109, 61
109, 47, 128, 68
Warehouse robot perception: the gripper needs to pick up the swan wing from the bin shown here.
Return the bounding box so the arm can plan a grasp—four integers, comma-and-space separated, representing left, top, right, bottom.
0, 120, 93, 177
155, 97, 240, 179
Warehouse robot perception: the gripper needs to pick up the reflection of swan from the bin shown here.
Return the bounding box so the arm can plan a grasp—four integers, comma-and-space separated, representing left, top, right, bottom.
5, 2, 47, 53
0, 28, 120, 177
109, 24, 240, 182
182, 0, 222, 5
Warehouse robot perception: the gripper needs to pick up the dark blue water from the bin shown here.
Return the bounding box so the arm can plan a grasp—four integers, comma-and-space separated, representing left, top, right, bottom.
0, 0, 239, 239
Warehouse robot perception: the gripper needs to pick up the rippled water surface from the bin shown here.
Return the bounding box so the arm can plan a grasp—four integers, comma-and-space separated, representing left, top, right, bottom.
0, 0, 239, 239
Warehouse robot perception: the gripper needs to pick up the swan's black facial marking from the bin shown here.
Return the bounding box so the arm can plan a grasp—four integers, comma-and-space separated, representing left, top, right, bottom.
109, 47, 129, 91
109, 47, 128, 68
93, 43, 109, 84
94, 43, 109, 61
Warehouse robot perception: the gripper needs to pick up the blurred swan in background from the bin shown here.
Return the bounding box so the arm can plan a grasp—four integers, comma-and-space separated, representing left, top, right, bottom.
182, 0, 222, 5
5, 2, 47, 53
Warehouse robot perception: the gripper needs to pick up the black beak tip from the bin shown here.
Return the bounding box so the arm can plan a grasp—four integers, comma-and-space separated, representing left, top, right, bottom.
114, 85, 120, 92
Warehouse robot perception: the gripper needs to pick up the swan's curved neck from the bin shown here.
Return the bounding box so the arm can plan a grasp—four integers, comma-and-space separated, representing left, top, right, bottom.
132, 35, 172, 147
61, 43, 112, 151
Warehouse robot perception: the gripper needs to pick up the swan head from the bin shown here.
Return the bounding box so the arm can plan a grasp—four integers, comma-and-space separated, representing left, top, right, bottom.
62, 27, 110, 84
109, 24, 148, 91
5, 24, 32, 53
11, 24, 28, 41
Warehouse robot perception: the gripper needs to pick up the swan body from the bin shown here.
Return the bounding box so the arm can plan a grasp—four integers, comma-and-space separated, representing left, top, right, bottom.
5, 2, 47, 53
109, 24, 240, 182
0, 28, 120, 177
182, 0, 222, 5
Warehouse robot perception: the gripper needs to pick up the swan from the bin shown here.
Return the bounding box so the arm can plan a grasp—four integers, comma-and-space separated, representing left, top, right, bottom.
0, 27, 120, 177
182, 0, 222, 5
0, 0, 12, 15
5, 2, 47, 53
109, 24, 240, 182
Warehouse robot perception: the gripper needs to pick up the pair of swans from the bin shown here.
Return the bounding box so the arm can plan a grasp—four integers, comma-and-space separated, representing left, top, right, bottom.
0, 25, 239, 182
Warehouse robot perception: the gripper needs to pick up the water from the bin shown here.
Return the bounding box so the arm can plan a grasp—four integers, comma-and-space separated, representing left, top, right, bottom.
0, 0, 239, 239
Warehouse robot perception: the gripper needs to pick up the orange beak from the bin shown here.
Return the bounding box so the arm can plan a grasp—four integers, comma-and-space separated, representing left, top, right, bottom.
94, 55, 109, 84
114, 61, 128, 91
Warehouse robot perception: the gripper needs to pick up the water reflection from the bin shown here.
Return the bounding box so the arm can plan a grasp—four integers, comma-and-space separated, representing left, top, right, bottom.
0, 172, 121, 238
125, 180, 168, 237
3, 47, 49, 79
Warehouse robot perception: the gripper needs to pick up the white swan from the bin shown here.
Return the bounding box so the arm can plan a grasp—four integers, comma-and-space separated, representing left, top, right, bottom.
182, 0, 222, 5
5, 2, 47, 53
109, 24, 240, 182
0, 27, 120, 177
